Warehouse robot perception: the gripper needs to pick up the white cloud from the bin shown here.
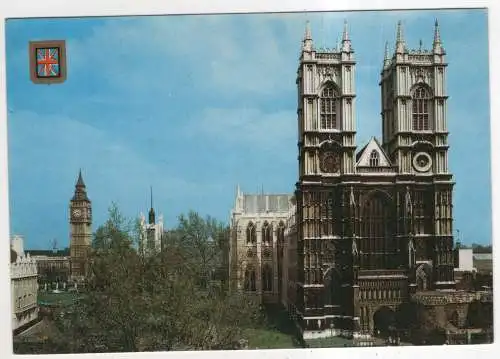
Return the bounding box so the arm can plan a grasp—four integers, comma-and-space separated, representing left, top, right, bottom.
186, 107, 296, 154
8, 110, 222, 207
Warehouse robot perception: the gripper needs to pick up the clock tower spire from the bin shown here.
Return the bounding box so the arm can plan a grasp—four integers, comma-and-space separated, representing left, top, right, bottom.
69, 169, 92, 282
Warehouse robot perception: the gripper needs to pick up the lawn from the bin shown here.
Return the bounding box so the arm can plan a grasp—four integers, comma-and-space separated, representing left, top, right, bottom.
242, 304, 303, 349
37, 291, 82, 306
242, 327, 300, 349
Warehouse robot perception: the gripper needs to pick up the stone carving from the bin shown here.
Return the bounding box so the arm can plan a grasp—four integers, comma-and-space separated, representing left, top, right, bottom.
321, 152, 341, 173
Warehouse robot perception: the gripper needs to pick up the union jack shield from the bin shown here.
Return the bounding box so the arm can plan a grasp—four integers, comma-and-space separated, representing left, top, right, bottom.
36, 48, 60, 77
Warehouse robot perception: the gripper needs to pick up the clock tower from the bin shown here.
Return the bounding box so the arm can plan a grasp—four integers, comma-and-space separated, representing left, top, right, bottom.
69, 169, 92, 281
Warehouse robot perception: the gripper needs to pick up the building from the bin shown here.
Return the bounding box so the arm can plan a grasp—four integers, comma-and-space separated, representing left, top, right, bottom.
229, 19, 463, 341
10, 236, 39, 333
472, 253, 493, 275
11, 235, 25, 257
69, 170, 92, 281
25, 248, 71, 286
229, 186, 293, 303
455, 248, 474, 272
283, 19, 457, 338
286, 19, 456, 339
453, 248, 475, 290
139, 188, 164, 256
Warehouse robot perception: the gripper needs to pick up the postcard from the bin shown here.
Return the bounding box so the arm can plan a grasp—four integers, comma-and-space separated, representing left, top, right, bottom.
1, 1, 497, 359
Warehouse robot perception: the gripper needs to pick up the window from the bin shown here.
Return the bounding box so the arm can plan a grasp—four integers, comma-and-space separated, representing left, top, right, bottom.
244, 266, 256, 291
320, 85, 338, 130
262, 222, 272, 245
262, 264, 273, 291
369, 150, 379, 167
359, 193, 395, 269
412, 87, 430, 131
246, 222, 256, 244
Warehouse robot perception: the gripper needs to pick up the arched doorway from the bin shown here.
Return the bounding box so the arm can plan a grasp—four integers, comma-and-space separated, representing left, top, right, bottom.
373, 306, 396, 336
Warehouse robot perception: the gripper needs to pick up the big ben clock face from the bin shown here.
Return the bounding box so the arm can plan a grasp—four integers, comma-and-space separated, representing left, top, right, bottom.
72, 209, 82, 218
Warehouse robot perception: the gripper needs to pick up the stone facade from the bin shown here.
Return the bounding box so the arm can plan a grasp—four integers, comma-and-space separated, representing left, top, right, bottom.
27, 250, 71, 285
139, 191, 164, 257
10, 237, 39, 333
228, 20, 491, 341
229, 186, 293, 304
69, 170, 92, 281
287, 19, 456, 339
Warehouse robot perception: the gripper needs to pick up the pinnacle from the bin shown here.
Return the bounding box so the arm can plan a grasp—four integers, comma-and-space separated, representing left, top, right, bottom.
76, 169, 85, 187
342, 19, 349, 41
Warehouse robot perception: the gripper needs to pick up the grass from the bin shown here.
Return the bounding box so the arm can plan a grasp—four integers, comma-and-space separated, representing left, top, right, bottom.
305, 337, 355, 348
37, 291, 82, 306
243, 327, 300, 349
242, 304, 303, 349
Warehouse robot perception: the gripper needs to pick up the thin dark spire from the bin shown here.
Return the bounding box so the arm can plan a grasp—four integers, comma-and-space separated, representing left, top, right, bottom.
150, 186, 153, 209
148, 186, 156, 224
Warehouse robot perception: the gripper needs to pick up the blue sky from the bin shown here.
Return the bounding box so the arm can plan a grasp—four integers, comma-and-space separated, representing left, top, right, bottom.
5, 9, 490, 249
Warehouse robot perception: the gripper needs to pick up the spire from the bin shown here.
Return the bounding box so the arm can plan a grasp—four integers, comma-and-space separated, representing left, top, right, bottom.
395, 20, 406, 53
433, 18, 443, 53
304, 20, 312, 41
302, 20, 313, 51
76, 168, 85, 187
148, 186, 155, 224
341, 19, 352, 52
342, 19, 349, 41
72, 169, 89, 201
383, 41, 391, 68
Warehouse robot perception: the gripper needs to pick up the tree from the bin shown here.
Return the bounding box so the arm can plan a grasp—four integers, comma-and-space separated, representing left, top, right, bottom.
50, 205, 262, 353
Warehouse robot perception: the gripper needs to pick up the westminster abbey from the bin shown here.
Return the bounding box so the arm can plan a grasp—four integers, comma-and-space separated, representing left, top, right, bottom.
230, 19, 457, 339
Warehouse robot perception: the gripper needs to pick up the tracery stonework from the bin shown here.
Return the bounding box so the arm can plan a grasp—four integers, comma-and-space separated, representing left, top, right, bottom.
289, 20, 455, 339
321, 152, 341, 173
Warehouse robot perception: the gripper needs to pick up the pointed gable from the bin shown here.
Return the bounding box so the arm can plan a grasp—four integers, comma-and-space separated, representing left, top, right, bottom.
356, 137, 392, 167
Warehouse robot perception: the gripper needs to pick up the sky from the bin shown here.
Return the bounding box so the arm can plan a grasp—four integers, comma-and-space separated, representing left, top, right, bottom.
5, 8, 491, 250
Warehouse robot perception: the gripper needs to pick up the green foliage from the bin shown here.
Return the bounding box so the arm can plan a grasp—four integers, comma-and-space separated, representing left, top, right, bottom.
48, 204, 261, 353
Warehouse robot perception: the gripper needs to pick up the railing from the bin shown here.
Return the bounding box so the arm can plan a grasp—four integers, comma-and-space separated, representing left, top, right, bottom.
357, 167, 396, 173
316, 53, 341, 60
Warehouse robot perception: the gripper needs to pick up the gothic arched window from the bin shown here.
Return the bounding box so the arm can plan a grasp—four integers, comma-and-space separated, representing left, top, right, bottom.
246, 222, 256, 244
244, 265, 256, 291
412, 87, 431, 131
262, 221, 272, 246
320, 85, 338, 130
359, 193, 394, 270
369, 150, 379, 167
262, 264, 273, 291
